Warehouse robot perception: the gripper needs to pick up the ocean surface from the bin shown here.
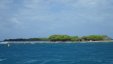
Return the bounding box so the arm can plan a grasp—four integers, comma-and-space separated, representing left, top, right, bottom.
0, 42, 113, 64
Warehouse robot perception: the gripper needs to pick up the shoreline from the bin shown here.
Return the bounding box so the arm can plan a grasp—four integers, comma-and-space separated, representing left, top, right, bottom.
0, 40, 113, 44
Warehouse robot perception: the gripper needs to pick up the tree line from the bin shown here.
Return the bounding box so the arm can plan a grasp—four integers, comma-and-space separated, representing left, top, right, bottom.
4, 35, 112, 41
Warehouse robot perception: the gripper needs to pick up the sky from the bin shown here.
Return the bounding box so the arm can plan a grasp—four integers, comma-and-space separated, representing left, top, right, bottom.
0, 0, 113, 40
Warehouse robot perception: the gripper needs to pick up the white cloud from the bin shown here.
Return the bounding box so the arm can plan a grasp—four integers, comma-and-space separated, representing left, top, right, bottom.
10, 18, 21, 24
48, 0, 109, 8
79, 0, 110, 7
0, 0, 113, 40
0, 0, 112, 24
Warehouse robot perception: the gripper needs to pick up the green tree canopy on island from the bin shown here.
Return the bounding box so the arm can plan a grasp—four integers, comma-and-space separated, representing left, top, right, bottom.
48, 35, 80, 41
81, 35, 111, 41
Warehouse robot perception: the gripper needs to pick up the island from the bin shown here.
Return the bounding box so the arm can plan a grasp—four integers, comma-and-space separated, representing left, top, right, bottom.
3, 35, 113, 42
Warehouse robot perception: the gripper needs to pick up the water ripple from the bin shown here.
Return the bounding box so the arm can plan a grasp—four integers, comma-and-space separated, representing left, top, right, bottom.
0, 58, 7, 62
23, 59, 38, 63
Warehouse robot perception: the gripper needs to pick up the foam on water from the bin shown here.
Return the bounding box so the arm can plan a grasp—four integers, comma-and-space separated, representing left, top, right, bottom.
0, 42, 8, 44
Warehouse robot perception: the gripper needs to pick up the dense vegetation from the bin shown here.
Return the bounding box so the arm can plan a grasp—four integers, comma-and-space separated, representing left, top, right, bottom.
48, 35, 79, 41
81, 35, 112, 41
4, 38, 48, 41
4, 35, 112, 41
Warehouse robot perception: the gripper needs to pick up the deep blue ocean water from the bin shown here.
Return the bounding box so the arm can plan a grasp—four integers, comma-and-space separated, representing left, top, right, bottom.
0, 42, 113, 64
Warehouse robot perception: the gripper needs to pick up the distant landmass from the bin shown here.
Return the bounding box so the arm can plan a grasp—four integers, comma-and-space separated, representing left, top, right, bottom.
4, 35, 112, 42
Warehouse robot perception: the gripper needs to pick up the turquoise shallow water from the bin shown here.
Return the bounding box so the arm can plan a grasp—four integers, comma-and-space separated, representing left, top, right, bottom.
0, 42, 113, 64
